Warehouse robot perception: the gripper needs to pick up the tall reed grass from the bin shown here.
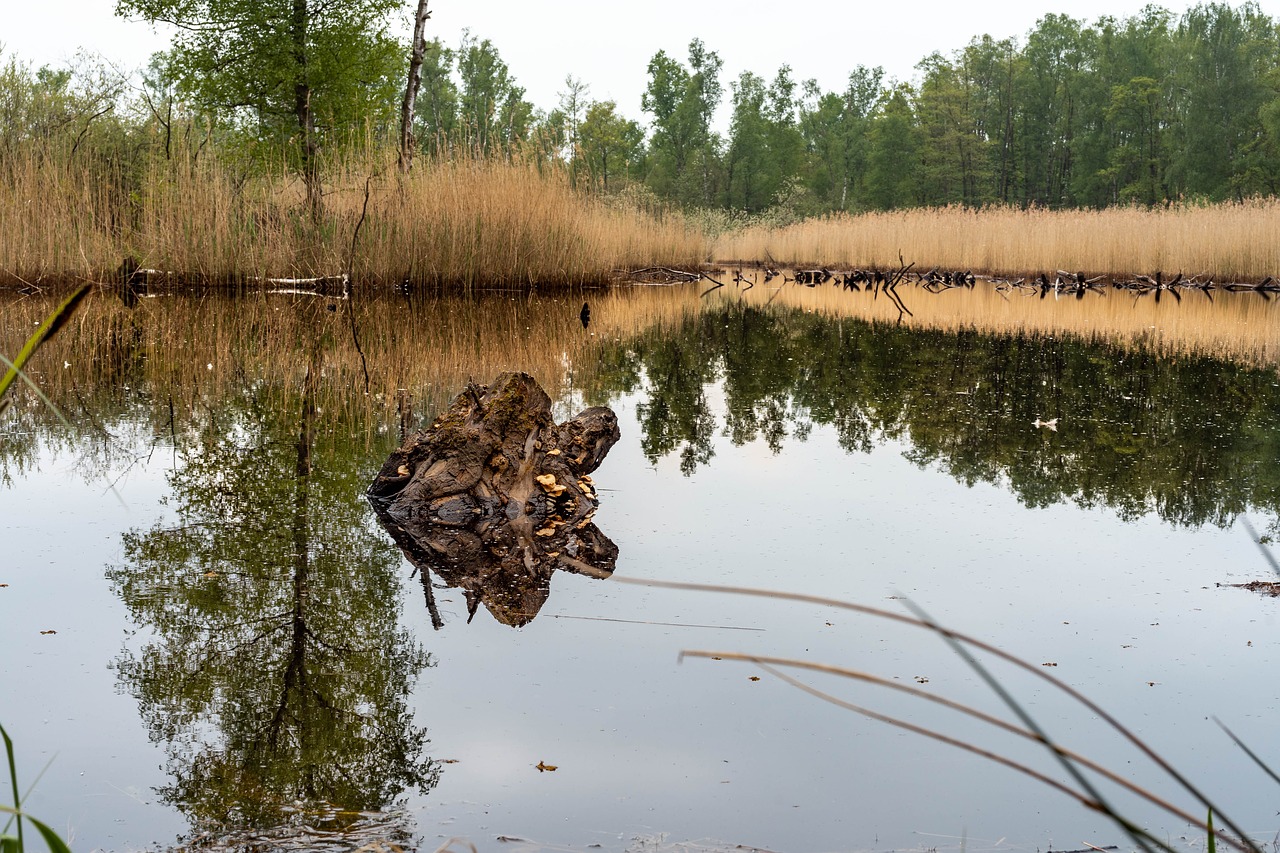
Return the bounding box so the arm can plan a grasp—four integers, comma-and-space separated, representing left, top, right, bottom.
0, 141, 707, 288
714, 202, 1280, 281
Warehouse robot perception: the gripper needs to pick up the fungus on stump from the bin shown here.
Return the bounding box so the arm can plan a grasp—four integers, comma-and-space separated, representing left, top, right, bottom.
368, 372, 620, 627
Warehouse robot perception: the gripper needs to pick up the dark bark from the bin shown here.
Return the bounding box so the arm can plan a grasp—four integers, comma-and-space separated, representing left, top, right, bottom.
369, 373, 620, 628
291, 0, 319, 214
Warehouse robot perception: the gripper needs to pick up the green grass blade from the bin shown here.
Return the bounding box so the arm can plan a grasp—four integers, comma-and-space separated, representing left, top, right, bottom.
0, 282, 92, 407
1, 724, 21, 851
1208, 809, 1217, 853
27, 815, 73, 853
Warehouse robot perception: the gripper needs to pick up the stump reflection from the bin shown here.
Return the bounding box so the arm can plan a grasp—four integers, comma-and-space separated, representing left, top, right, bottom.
369, 372, 620, 628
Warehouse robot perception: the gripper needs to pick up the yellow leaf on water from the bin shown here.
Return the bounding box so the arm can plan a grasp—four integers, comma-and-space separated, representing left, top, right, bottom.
536, 761, 558, 772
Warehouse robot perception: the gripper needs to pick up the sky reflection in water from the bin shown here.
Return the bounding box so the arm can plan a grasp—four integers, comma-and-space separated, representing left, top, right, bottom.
1, 285, 1278, 853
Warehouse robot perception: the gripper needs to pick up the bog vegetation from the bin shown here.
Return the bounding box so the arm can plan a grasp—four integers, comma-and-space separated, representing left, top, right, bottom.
3, 0, 1280, 285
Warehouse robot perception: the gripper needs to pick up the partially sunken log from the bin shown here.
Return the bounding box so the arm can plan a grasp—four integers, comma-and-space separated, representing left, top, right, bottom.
368, 372, 620, 627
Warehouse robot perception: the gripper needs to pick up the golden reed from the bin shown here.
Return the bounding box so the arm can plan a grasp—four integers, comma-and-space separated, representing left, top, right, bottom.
0, 284, 706, 435
714, 202, 1280, 282
723, 278, 1280, 368
0, 144, 707, 288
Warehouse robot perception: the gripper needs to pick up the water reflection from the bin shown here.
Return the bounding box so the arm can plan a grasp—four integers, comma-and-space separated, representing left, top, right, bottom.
106, 338, 438, 848
586, 302, 1280, 531
3, 283, 1280, 851
368, 373, 621, 629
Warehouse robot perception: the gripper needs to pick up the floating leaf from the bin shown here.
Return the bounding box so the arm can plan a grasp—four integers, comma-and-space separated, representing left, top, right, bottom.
535, 761, 558, 772
40, 630, 57, 635
748, 676, 761, 682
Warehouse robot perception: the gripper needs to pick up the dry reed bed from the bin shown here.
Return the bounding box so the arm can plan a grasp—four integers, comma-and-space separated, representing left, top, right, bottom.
725, 278, 1280, 367
714, 202, 1280, 282
0, 149, 707, 287
0, 284, 705, 430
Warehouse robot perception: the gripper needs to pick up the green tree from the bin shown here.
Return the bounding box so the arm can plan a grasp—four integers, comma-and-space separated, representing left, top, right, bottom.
915, 52, 989, 206
959, 36, 1021, 203
116, 0, 405, 205
413, 38, 459, 156
865, 84, 919, 209
641, 38, 724, 206
1105, 76, 1166, 204
455, 32, 533, 154
725, 70, 770, 211
577, 100, 644, 191
797, 66, 883, 212
1016, 13, 1090, 207
1166, 2, 1279, 199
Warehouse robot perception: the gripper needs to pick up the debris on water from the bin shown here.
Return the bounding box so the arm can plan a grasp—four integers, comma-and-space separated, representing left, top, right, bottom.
535, 761, 558, 772
1218, 580, 1280, 597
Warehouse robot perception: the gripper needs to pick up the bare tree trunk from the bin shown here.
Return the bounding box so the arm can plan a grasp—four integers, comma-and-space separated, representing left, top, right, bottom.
291, 0, 320, 216
398, 0, 432, 174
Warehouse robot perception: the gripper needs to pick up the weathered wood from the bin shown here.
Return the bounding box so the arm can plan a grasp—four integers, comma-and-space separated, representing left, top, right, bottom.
398, 0, 432, 173
369, 372, 620, 627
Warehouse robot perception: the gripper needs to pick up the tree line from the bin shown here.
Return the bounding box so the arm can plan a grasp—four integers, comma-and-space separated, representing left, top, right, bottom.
4, 1, 1280, 216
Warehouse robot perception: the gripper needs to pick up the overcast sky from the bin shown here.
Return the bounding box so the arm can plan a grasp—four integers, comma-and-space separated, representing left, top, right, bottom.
8, 0, 1280, 124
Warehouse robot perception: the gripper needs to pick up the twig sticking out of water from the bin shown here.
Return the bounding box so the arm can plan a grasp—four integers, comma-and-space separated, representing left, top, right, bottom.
614, 576, 1263, 853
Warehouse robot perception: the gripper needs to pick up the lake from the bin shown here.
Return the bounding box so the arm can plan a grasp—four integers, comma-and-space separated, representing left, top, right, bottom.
2, 279, 1279, 853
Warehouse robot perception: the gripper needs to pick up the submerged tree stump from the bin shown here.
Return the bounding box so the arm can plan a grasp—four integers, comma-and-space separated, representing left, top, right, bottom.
368, 372, 620, 627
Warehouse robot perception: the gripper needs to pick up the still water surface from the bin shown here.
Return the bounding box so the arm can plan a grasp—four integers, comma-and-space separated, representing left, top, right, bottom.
2, 281, 1279, 853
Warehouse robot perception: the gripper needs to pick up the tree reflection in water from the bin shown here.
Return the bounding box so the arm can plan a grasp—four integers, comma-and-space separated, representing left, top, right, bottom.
108, 341, 438, 849
584, 302, 1280, 531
